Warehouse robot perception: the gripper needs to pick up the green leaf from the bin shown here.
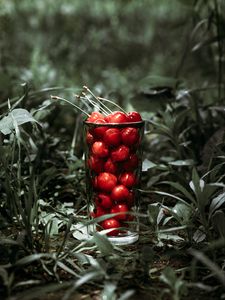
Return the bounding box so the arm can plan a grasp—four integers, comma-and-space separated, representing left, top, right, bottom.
193, 228, 206, 243
142, 159, 157, 171
12, 280, 42, 289
147, 120, 173, 138
158, 232, 184, 243
145, 190, 192, 207
168, 159, 194, 166
118, 290, 135, 300
0, 267, 8, 286
160, 267, 177, 288
209, 192, 225, 218
198, 184, 218, 212
189, 169, 216, 211
212, 210, 225, 239
73, 270, 103, 289
158, 225, 186, 234
157, 231, 186, 243
192, 36, 221, 52
14, 253, 54, 267
56, 261, 77, 277
172, 202, 193, 224
85, 213, 120, 225
71, 223, 90, 241
92, 232, 114, 256
101, 282, 117, 300
11, 108, 38, 126
161, 181, 195, 203
140, 75, 177, 88
148, 203, 160, 226
187, 282, 218, 292
0, 108, 40, 135
190, 168, 201, 194
0, 238, 22, 246
160, 266, 187, 297
47, 218, 60, 236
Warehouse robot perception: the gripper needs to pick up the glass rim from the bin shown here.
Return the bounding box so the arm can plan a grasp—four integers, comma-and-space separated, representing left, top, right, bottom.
83, 120, 145, 128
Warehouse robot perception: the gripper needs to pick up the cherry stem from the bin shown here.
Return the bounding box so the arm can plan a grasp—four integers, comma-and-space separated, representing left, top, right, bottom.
51, 95, 90, 117
97, 96, 127, 114
83, 86, 113, 114
75, 94, 93, 111
82, 93, 110, 116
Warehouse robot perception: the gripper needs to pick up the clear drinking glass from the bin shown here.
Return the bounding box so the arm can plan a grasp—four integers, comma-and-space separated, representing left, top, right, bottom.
83, 120, 144, 245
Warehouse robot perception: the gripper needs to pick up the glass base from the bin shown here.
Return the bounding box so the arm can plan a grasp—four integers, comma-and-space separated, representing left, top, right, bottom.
108, 231, 139, 245
86, 226, 139, 245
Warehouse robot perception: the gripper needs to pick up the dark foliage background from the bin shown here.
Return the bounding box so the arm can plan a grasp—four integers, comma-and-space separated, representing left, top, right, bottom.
1, 0, 222, 101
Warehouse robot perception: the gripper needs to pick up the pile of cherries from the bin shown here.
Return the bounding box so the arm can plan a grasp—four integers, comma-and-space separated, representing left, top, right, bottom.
85, 110, 143, 236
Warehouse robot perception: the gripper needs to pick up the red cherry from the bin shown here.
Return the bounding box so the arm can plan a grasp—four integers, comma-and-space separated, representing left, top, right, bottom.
111, 185, 130, 202
101, 218, 120, 236
92, 176, 98, 189
127, 191, 135, 207
95, 193, 113, 209
92, 118, 108, 139
121, 127, 139, 146
88, 155, 104, 173
92, 141, 109, 158
86, 131, 94, 144
105, 111, 128, 123
119, 172, 137, 188
103, 128, 121, 147
123, 153, 139, 171
87, 112, 104, 122
111, 204, 129, 221
97, 172, 117, 192
126, 214, 135, 222
127, 111, 142, 122
104, 158, 119, 174
92, 206, 107, 218
111, 145, 129, 162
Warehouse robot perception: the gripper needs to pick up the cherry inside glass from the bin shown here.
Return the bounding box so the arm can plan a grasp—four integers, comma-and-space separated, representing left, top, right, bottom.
83, 120, 145, 245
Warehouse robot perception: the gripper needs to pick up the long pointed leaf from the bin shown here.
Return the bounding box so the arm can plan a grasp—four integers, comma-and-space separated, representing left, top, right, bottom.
92, 232, 114, 256
141, 190, 192, 207
209, 192, 225, 218
14, 253, 54, 267
161, 181, 195, 203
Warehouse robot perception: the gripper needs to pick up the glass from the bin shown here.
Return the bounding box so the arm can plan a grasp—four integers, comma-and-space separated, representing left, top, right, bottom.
83, 120, 145, 245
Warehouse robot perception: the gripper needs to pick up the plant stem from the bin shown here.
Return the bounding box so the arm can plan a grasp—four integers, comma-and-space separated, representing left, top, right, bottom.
70, 114, 81, 156
51, 95, 90, 117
